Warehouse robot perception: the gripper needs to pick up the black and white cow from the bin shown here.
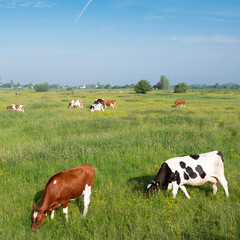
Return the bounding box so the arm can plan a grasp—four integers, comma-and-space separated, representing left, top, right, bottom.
94, 99, 104, 104
90, 103, 104, 112
146, 151, 229, 199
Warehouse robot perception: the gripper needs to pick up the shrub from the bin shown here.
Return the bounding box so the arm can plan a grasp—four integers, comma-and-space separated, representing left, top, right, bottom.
35, 83, 50, 92
134, 80, 151, 94
174, 82, 188, 93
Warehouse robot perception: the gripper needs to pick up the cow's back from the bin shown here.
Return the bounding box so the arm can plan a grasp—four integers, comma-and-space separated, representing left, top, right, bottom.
45, 164, 94, 200
165, 150, 222, 185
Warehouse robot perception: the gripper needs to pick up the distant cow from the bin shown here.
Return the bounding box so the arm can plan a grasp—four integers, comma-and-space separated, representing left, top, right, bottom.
118, 90, 122, 94
68, 100, 83, 108
31, 164, 95, 231
175, 99, 185, 108
6, 104, 24, 112
94, 99, 104, 104
146, 151, 229, 199
101, 100, 116, 109
90, 103, 104, 112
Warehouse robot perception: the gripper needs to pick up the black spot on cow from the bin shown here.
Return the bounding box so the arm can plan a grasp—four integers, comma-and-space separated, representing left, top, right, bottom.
154, 162, 174, 190
184, 172, 189, 180
195, 165, 206, 179
186, 166, 197, 179
217, 151, 224, 162
179, 161, 186, 169
173, 170, 181, 185
190, 155, 200, 160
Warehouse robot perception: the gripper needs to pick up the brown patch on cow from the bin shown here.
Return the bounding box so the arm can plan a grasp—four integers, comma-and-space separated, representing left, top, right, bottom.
101, 100, 116, 108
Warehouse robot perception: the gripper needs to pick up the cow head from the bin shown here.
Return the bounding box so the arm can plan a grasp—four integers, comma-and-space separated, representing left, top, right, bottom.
90, 104, 95, 112
146, 180, 161, 195
31, 202, 48, 231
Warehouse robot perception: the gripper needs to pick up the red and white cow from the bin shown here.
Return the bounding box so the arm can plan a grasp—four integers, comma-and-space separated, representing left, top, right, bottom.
6, 104, 24, 112
31, 164, 95, 231
146, 151, 229, 199
175, 99, 185, 108
68, 100, 83, 108
101, 100, 116, 109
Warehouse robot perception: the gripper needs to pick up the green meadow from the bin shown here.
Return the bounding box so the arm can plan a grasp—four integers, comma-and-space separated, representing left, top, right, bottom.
0, 88, 239, 240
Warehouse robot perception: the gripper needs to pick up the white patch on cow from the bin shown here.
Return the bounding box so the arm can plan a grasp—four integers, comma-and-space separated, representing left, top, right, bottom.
70, 198, 77, 201
83, 184, 92, 217
51, 210, 55, 219
146, 184, 152, 190
63, 206, 68, 221
167, 183, 173, 190
53, 180, 57, 184
33, 211, 38, 220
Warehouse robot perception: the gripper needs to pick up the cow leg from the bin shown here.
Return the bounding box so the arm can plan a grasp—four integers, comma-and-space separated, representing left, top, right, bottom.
167, 183, 173, 190
180, 185, 190, 199
209, 177, 218, 195
217, 175, 229, 198
172, 182, 179, 198
62, 205, 69, 221
83, 185, 92, 217
51, 210, 55, 219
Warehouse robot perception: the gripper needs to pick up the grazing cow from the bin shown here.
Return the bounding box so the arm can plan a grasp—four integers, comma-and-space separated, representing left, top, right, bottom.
31, 164, 95, 231
94, 99, 104, 104
146, 151, 229, 199
90, 103, 104, 112
68, 100, 83, 108
118, 90, 122, 94
6, 104, 24, 112
175, 99, 185, 108
101, 100, 116, 109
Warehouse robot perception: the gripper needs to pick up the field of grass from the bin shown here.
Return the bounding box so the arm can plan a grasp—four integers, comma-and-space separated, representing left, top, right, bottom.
0, 88, 239, 240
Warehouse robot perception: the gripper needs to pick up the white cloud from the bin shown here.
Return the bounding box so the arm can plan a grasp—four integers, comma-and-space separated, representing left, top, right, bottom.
0, 0, 55, 8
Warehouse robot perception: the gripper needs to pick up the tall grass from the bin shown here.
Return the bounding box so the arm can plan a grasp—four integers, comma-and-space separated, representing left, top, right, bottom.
0, 89, 239, 239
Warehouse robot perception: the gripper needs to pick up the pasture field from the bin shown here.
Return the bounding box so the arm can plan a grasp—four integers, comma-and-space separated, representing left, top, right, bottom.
0, 88, 240, 240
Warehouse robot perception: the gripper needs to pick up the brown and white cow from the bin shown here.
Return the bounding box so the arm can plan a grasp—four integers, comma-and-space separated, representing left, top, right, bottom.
118, 90, 122, 94
6, 104, 24, 112
31, 164, 95, 231
101, 100, 116, 109
175, 99, 185, 108
68, 100, 83, 108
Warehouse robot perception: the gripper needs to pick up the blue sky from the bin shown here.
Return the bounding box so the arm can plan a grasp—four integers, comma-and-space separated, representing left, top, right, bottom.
0, 0, 240, 86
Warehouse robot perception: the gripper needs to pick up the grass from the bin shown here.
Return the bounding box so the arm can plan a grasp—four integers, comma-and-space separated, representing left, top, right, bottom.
0, 88, 240, 239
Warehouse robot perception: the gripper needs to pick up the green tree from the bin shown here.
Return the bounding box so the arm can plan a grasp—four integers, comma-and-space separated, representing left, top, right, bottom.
174, 82, 188, 93
50, 84, 60, 89
134, 80, 151, 94
153, 75, 170, 89
104, 84, 112, 89
35, 83, 50, 92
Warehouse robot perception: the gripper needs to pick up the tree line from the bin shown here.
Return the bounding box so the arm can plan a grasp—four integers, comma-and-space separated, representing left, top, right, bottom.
0, 77, 239, 93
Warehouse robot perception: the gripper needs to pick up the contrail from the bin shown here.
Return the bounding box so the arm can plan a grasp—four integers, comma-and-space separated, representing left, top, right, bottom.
75, 0, 93, 23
